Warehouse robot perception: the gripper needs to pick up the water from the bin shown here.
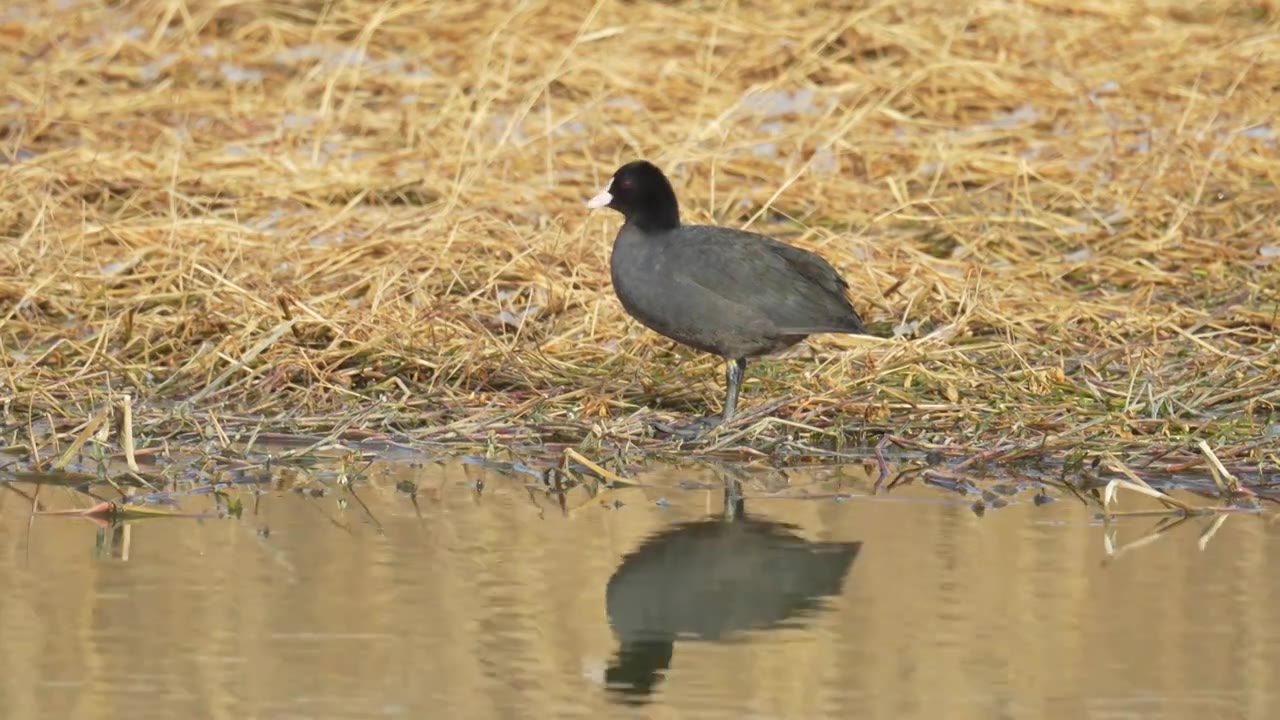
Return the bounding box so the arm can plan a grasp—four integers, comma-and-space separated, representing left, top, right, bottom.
1, 458, 1277, 719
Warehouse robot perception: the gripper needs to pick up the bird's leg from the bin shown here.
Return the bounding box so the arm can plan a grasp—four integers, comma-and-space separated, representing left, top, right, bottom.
721, 357, 747, 423
652, 357, 748, 440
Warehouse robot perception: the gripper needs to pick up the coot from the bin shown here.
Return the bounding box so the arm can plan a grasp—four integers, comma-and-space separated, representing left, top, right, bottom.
587, 160, 867, 436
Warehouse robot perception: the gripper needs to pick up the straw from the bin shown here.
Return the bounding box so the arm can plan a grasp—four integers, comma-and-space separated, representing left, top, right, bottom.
0, 0, 1275, 479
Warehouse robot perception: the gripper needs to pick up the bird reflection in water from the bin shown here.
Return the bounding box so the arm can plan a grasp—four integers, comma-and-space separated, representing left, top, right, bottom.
601, 484, 861, 702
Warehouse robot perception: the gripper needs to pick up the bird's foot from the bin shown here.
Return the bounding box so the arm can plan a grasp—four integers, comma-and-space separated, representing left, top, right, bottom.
650, 415, 723, 440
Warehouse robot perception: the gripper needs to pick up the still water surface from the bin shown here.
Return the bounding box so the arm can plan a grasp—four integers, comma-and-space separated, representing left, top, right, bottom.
0, 458, 1276, 719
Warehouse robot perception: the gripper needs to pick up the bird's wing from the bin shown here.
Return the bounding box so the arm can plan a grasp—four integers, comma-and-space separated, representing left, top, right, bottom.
666, 225, 864, 333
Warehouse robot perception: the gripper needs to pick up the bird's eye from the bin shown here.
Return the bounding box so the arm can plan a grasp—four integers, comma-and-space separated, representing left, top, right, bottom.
619, 179, 631, 189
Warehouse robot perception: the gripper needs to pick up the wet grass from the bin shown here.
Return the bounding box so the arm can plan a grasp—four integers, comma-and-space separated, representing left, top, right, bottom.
2, 0, 1278, 495
2, 439, 1270, 551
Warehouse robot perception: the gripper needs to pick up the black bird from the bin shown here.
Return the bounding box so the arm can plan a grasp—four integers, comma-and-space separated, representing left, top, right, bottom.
587, 160, 868, 437
601, 489, 861, 701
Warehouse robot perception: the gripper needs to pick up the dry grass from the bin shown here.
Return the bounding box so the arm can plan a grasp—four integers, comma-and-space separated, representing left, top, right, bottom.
1, 0, 1278, 479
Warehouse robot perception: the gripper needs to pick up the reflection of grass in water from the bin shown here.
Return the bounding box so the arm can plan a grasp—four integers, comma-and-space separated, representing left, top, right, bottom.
1, 0, 1277, 483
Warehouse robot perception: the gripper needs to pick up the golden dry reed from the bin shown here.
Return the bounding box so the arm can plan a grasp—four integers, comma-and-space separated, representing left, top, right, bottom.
0, 0, 1277, 473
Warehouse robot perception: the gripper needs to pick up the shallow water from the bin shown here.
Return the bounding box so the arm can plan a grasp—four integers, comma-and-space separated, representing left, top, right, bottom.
1, 457, 1277, 719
